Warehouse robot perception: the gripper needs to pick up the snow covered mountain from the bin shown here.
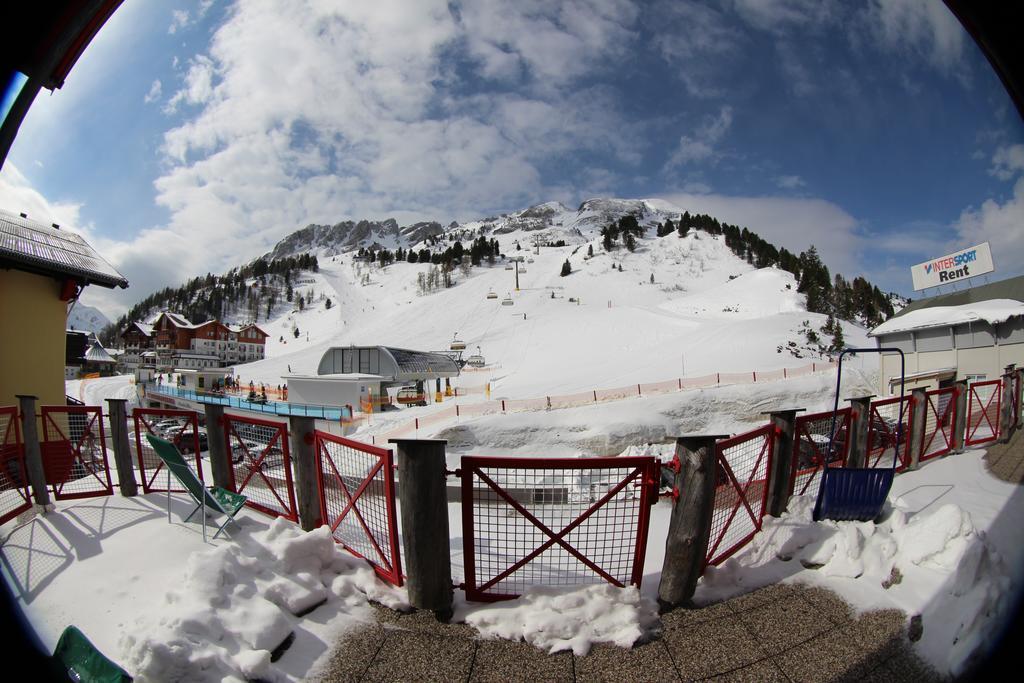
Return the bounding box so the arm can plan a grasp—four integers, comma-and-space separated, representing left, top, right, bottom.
67, 302, 111, 334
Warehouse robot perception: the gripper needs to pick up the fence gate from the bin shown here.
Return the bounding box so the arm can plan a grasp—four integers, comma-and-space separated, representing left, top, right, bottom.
1, 406, 31, 525
223, 415, 297, 521
866, 396, 912, 471
133, 408, 203, 493
40, 406, 114, 500
461, 456, 659, 602
791, 408, 851, 500
314, 432, 402, 586
705, 425, 775, 567
966, 381, 1001, 446
920, 387, 957, 461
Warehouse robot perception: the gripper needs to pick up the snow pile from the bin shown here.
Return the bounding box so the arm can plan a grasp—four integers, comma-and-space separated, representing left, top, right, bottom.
699, 495, 1013, 676
120, 519, 408, 683
457, 584, 659, 655
870, 298, 1024, 335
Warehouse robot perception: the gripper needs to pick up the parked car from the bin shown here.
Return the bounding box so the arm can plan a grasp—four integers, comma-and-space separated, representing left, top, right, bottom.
177, 427, 208, 453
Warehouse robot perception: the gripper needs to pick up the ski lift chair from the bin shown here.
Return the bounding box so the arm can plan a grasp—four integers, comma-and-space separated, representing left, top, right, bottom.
812, 348, 906, 523
501, 294, 514, 306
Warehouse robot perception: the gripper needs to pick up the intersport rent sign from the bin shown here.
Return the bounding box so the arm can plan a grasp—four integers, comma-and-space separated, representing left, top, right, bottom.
911, 242, 994, 291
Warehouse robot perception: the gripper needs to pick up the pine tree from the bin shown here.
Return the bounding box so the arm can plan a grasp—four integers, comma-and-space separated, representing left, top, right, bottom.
560, 259, 572, 277
294, 326, 300, 339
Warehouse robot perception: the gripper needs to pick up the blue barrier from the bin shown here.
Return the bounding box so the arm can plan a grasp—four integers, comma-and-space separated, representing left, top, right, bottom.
145, 385, 352, 421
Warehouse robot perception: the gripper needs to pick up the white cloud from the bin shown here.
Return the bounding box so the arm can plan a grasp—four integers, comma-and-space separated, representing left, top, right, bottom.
775, 174, 805, 189
866, 0, 967, 79
657, 190, 863, 275
953, 177, 1024, 278
169, 10, 190, 35
143, 79, 162, 104
665, 106, 733, 169
990, 144, 1024, 181
0, 163, 86, 232
164, 56, 216, 114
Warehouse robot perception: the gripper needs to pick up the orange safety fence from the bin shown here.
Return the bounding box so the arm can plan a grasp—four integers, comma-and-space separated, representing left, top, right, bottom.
639, 378, 680, 395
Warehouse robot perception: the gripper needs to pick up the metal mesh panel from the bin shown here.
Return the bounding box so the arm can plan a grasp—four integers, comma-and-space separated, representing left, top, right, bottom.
463, 456, 657, 601
681, 373, 719, 388
548, 391, 598, 409
706, 426, 773, 567
792, 409, 850, 499
866, 397, 911, 470
966, 381, 1001, 446
0, 407, 31, 525
224, 416, 297, 521
639, 379, 679, 395
594, 385, 636, 401
133, 409, 204, 493
40, 406, 114, 500
920, 388, 956, 461
315, 433, 402, 585
718, 371, 754, 385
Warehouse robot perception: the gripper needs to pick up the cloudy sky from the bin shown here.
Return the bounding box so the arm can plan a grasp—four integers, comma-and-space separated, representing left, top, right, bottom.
2, 0, 1023, 318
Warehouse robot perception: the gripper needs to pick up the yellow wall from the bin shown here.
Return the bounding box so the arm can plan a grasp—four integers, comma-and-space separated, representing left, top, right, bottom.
0, 269, 67, 409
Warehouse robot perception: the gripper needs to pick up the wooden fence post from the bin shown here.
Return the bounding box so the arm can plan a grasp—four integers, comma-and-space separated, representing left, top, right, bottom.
765, 409, 803, 517
846, 396, 873, 468
908, 388, 927, 469
390, 438, 453, 620
289, 415, 321, 531
203, 403, 232, 490
105, 399, 138, 497
16, 395, 50, 508
951, 380, 969, 453
1000, 365, 1016, 443
658, 434, 725, 611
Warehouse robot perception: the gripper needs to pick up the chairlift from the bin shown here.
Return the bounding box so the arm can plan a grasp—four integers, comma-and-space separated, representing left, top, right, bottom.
466, 346, 485, 368
486, 290, 498, 299
396, 386, 427, 406
527, 258, 534, 263
812, 347, 906, 523
505, 264, 514, 270
450, 333, 467, 351
501, 293, 514, 306
519, 266, 527, 273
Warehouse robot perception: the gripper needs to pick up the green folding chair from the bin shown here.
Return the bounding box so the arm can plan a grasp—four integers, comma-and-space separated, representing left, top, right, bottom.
53, 625, 132, 682
145, 434, 246, 542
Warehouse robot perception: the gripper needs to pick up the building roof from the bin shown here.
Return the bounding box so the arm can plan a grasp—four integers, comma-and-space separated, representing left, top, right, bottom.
0, 208, 128, 289
317, 345, 461, 380
870, 299, 1024, 336
895, 274, 1024, 318
84, 340, 116, 364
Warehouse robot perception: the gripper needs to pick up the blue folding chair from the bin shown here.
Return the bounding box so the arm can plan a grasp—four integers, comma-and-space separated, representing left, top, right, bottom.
145, 434, 246, 541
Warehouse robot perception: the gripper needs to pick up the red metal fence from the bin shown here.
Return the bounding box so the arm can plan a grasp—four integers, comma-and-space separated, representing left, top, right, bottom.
460, 455, 659, 602
0, 406, 31, 525
314, 431, 402, 586
40, 406, 114, 500
791, 408, 851, 500
920, 387, 957, 462
223, 415, 297, 521
705, 425, 775, 567
966, 380, 1001, 447
866, 396, 912, 471
133, 408, 204, 493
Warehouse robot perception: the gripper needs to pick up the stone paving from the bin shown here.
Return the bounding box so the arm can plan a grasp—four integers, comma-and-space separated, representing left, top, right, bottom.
313, 424, 1024, 682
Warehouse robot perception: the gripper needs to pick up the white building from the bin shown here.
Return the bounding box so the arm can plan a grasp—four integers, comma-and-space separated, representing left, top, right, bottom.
870, 275, 1024, 394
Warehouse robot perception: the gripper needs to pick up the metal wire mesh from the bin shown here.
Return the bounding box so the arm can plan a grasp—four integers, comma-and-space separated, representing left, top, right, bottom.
133, 409, 203, 493
966, 381, 1001, 445
866, 398, 911, 470
920, 389, 955, 460
316, 435, 401, 585
1, 407, 31, 525
40, 407, 113, 500
792, 409, 850, 499
225, 416, 297, 520
706, 426, 772, 567
464, 458, 654, 600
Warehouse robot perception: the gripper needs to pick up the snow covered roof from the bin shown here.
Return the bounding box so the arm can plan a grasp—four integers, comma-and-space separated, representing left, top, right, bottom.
869, 299, 1024, 336
0, 208, 128, 289
84, 341, 116, 364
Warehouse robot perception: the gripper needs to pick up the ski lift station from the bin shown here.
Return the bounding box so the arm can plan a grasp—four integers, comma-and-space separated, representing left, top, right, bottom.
285, 345, 461, 410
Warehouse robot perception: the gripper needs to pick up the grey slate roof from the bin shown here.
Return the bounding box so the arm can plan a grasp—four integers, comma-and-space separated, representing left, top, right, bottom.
85, 340, 116, 364
0, 208, 128, 288
893, 274, 1024, 319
